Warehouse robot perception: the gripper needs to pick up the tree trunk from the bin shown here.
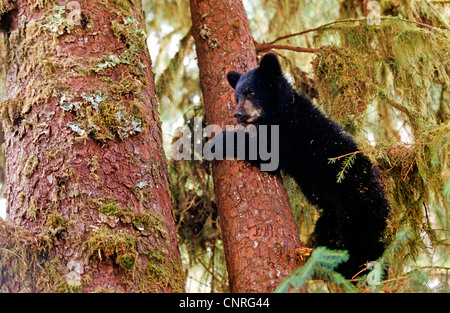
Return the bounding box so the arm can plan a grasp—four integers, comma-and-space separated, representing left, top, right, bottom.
190, 0, 305, 293
0, 0, 183, 292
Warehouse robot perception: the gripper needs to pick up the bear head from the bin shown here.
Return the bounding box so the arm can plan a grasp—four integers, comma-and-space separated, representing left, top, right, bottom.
227, 53, 285, 125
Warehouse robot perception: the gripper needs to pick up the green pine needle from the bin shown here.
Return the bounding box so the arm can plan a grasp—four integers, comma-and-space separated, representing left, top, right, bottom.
275, 247, 358, 293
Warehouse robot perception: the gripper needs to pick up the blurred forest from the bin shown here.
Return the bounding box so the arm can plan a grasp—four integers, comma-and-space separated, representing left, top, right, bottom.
1, 0, 449, 292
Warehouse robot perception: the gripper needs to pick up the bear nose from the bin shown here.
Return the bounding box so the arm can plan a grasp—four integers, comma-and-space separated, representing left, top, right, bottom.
234, 111, 243, 119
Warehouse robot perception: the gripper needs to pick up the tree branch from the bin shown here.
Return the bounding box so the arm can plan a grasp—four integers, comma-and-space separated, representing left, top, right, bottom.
267, 16, 443, 45
255, 41, 318, 54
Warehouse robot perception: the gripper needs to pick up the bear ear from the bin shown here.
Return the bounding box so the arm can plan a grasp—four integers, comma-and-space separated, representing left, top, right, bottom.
259, 53, 282, 77
227, 71, 241, 89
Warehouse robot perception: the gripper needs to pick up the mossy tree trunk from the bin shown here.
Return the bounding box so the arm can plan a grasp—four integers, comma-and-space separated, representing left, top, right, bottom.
0, 0, 183, 292
190, 0, 305, 293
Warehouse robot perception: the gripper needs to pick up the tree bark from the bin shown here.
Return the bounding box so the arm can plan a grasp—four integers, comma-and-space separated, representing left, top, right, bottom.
0, 0, 183, 292
190, 0, 305, 293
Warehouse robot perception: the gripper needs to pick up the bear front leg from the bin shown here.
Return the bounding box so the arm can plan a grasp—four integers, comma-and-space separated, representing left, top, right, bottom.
206, 126, 280, 172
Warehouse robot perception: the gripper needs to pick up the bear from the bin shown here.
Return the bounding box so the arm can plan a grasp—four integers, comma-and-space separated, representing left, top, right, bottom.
214, 53, 390, 279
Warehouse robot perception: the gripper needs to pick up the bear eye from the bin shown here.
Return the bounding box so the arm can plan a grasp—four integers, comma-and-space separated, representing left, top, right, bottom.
245, 88, 255, 98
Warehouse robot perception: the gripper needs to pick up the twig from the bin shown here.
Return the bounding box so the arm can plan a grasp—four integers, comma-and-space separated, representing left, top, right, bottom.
352, 267, 368, 280
255, 42, 318, 54
328, 150, 362, 162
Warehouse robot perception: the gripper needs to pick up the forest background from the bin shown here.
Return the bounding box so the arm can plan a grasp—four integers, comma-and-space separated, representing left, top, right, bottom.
0, 0, 449, 293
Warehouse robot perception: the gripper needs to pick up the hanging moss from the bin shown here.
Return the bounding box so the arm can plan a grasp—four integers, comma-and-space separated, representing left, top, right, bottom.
281, 171, 320, 243
312, 44, 375, 124
380, 0, 450, 29
156, 31, 194, 102
0, 220, 50, 292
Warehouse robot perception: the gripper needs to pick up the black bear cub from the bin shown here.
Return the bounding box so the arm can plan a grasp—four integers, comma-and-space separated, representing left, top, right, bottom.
222, 53, 390, 278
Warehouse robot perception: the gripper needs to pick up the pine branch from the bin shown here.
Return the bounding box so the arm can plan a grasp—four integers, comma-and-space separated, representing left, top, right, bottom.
328, 151, 361, 183
275, 247, 357, 293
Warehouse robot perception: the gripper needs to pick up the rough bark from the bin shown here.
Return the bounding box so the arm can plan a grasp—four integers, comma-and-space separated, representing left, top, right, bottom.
0, 0, 183, 292
190, 0, 305, 293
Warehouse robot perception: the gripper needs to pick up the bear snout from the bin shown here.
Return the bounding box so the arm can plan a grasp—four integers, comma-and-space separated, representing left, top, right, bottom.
234, 110, 243, 119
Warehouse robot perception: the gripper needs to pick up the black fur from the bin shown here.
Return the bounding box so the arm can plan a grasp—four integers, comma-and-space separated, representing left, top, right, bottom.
220, 53, 390, 278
